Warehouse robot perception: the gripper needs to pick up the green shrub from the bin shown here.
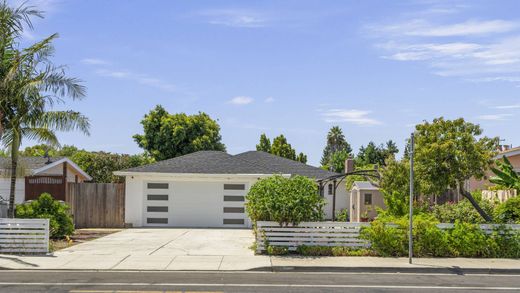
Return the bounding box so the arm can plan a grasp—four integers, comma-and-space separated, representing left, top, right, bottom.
446, 221, 490, 257
413, 219, 454, 257
336, 209, 348, 222
360, 219, 407, 256
266, 245, 289, 255
432, 199, 494, 224
297, 245, 332, 256
488, 225, 520, 258
494, 197, 520, 224
331, 247, 375, 256
15, 193, 74, 239
246, 175, 325, 226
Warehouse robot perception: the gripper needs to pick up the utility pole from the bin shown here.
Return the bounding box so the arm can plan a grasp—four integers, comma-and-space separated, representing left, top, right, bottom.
409, 133, 414, 264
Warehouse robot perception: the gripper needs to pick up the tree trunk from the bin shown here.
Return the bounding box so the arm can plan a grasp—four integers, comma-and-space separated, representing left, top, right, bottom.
7, 133, 19, 218
458, 183, 492, 222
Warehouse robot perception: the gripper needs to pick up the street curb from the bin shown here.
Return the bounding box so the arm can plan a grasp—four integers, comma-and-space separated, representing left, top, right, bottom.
258, 266, 520, 275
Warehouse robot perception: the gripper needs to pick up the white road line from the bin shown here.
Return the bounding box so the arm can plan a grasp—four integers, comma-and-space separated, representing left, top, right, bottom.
0, 282, 519, 290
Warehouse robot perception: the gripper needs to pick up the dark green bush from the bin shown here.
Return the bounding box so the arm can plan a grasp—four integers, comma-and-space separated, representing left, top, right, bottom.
432, 199, 494, 224
296, 245, 375, 256
297, 245, 332, 256
361, 215, 520, 258
336, 209, 348, 222
246, 175, 325, 226
15, 193, 74, 239
360, 219, 407, 257
494, 197, 520, 224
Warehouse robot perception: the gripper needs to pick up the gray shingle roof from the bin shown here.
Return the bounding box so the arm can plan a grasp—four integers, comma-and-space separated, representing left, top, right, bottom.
119, 150, 338, 179
0, 156, 65, 170
353, 181, 378, 190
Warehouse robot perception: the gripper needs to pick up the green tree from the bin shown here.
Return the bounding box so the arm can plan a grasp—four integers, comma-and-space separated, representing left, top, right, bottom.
414, 117, 498, 222
356, 140, 398, 167
71, 151, 153, 183
320, 126, 352, 168
0, 3, 89, 217
133, 105, 226, 161
328, 149, 351, 173
296, 152, 307, 164
271, 134, 296, 160
256, 133, 271, 152
20, 144, 58, 157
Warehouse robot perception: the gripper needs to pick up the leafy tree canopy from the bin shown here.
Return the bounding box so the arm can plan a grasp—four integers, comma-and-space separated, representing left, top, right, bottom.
256, 133, 307, 164
414, 117, 498, 221
356, 140, 398, 167
133, 105, 226, 161
321, 126, 352, 168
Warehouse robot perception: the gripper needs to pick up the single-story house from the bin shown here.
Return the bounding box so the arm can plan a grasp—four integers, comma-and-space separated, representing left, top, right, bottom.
114, 150, 349, 228
0, 156, 92, 203
349, 181, 385, 222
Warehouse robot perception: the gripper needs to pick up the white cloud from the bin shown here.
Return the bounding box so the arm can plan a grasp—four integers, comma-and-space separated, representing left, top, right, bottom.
81, 58, 110, 65
95, 69, 176, 93
199, 9, 267, 28
477, 113, 513, 121
229, 96, 254, 105
374, 19, 519, 38
494, 103, 520, 109
264, 97, 275, 103
322, 109, 382, 125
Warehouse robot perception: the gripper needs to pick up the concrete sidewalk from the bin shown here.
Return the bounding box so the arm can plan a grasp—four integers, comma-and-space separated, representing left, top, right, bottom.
2, 254, 520, 273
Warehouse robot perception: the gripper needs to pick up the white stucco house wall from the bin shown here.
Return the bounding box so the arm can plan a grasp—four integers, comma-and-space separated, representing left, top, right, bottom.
0, 156, 91, 203
114, 151, 349, 228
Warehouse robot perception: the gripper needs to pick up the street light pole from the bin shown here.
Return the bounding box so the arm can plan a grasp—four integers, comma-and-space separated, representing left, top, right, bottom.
409, 133, 414, 264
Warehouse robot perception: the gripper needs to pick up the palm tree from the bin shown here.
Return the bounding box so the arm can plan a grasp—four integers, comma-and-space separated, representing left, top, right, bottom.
320, 126, 352, 168
0, 5, 89, 218
0, 1, 43, 139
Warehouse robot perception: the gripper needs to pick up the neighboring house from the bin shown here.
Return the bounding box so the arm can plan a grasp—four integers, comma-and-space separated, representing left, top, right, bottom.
114, 151, 349, 228
466, 146, 520, 192
349, 181, 385, 222
0, 156, 92, 203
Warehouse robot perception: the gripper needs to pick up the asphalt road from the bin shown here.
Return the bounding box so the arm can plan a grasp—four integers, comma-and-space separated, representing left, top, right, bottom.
0, 270, 519, 292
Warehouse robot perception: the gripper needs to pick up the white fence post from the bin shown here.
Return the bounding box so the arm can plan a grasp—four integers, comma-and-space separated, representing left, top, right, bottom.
0, 218, 50, 254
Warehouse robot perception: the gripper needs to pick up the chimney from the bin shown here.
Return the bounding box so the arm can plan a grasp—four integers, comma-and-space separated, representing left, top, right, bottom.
345, 158, 355, 174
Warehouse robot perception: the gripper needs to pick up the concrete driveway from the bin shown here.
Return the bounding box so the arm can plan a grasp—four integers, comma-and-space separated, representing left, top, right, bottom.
0, 228, 271, 270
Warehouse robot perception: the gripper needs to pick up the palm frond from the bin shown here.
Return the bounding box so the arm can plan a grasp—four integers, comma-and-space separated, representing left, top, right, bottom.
20, 127, 58, 146
36, 111, 91, 135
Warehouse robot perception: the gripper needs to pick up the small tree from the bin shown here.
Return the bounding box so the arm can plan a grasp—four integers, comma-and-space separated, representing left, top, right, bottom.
414, 117, 498, 222
246, 175, 325, 226
320, 126, 352, 168
256, 133, 271, 152
133, 105, 226, 161
490, 156, 520, 192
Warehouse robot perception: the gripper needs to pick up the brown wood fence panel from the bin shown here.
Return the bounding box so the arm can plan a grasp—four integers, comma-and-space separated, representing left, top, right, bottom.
66, 183, 125, 228
25, 176, 66, 201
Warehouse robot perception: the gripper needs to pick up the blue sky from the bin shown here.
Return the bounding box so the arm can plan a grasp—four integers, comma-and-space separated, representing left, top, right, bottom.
15, 0, 520, 165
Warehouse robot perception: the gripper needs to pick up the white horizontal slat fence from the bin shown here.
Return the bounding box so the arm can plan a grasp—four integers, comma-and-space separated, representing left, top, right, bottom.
256, 221, 520, 253
0, 218, 49, 254
256, 221, 370, 253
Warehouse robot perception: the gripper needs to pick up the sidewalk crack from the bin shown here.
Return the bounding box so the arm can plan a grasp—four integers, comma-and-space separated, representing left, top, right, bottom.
109, 254, 130, 270
149, 231, 190, 255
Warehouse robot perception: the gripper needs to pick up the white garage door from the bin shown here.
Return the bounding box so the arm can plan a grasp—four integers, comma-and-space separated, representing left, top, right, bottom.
143, 181, 248, 228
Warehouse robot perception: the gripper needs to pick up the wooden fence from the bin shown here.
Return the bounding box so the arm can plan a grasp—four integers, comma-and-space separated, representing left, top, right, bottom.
66, 183, 125, 228
256, 221, 370, 253
256, 221, 520, 253
0, 218, 49, 254
25, 175, 67, 201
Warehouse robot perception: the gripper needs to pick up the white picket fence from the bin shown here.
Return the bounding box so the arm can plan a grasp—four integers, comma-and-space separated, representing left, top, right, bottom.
256, 221, 370, 253
0, 218, 50, 254
256, 221, 520, 253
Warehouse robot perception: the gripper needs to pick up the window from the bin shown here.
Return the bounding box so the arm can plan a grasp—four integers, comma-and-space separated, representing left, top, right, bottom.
223, 207, 245, 213
223, 219, 244, 225
224, 195, 245, 202
224, 184, 245, 190
147, 183, 168, 189
147, 218, 168, 224
364, 193, 372, 205
147, 206, 168, 212
147, 194, 168, 201
328, 184, 333, 195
